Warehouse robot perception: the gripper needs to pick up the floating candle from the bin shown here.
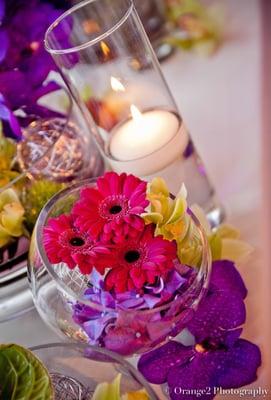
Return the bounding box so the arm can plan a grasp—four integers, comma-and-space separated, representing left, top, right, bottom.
107, 106, 189, 176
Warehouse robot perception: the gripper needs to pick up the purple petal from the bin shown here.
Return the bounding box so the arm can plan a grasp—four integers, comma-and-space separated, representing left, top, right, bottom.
118, 297, 146, 309
142, 294, 161, 309
83, 315, 113, 341
0, 70, 31, 108
0, 30, 8, 62
100, 291, 116, 308
164, 269, 187, 294
210, 260, 247, 299
167, 352, 218, 400
187, 290, 246, 343
0, 101, 10, 120
72, 303, 100, 324
167, 339, 261, 400
216, 339, 261, 388
31, 81, 61, 102
224, 328, 243, 347
138, 341, 194, 384
0, 0, 4, 21
22, 104, 63, 119
103, 325, 145, 356
90, 268, 104, 289
0, 102, 22, 139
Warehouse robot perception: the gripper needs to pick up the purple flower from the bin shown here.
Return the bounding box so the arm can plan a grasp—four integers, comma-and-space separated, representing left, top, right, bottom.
72, 268, 188, 355
187, 260, 247, 344
0, 94, 21, 139
138, 261, 261, 400
0, 0, 63, 139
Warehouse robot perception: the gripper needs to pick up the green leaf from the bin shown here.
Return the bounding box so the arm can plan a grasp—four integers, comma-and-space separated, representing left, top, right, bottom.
0, 344, 54, 400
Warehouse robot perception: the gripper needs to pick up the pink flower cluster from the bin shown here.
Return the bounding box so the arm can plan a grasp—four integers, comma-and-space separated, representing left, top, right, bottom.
43, 172, 177, 293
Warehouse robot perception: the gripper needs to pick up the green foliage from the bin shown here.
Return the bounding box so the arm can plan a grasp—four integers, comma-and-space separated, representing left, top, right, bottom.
0, 344, 53, 400
0, 131, 17, 172
22, 180, 65, 230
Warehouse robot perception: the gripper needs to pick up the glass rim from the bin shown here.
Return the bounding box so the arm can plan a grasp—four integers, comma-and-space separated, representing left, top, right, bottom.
44, 0, 134, 55
34, 178, 212, 314
29, 342, 159, 400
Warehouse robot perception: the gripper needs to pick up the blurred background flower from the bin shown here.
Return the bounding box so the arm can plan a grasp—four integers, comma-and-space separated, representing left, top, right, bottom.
165, 0, 224, 55
0, 0, 66, 139
0, 188, 25, 247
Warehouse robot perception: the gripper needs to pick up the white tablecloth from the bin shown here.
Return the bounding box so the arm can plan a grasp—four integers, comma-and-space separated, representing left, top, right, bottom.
1, 0, 270, 395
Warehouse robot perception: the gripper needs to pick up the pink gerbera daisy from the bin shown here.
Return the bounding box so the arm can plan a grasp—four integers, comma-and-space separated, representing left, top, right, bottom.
43, 214, 112, 275
104, 224, 177, 293
72, 172, 149, 241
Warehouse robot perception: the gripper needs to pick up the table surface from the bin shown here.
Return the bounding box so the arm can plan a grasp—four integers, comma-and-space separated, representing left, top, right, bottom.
1, 0, 270, 395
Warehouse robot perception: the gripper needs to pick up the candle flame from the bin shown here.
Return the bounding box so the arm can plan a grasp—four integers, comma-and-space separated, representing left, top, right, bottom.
101, 41, 110, 57
110, 77, 125, 92
130, 105, 142, 121
83, 19, 100, 34
30, 41, 40, 51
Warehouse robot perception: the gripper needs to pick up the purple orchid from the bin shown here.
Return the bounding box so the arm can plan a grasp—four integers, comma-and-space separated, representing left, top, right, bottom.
138, 260, 261, 400
0, 0, 63, 139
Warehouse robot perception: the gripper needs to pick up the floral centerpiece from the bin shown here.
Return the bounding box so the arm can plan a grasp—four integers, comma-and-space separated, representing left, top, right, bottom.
40, 172, 211, 356
34, 171, 261, 399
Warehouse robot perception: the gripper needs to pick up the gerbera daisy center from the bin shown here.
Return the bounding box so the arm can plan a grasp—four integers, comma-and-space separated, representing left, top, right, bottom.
109, 205, 122, 214
125, 250, 141, 263
69, 237, 85, 247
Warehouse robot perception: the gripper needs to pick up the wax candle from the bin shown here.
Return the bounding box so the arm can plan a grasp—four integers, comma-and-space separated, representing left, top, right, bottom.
107, 106, 189, 177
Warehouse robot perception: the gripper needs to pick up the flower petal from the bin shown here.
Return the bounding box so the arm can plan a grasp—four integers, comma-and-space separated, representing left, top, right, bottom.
221, 238, 254, 264
210, 260, 247, 299
167, 353, 217, 400
187, 289, 246, 343
216, 339, 261, 388
138, 341, 194, 384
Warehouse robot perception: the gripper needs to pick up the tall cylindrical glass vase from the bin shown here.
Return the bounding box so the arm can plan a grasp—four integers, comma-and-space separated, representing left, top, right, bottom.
45, 0, 224, 224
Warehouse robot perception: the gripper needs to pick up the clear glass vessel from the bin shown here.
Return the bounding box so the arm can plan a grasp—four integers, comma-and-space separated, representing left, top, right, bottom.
30, 342, 159, 399
44, 0, 223, 223
28, 179, 212, 357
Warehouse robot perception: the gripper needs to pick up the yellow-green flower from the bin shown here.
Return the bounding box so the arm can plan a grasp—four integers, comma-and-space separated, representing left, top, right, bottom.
92, 374, 150, 400
0, 188, 25, 247
142, 177, 189, 242
122, 389, 150, 400
142, 178, 252, 267
166, 0, 224, 56
191, 205, 253, 264
0, 129, 17, 172
142, 178, 203, 266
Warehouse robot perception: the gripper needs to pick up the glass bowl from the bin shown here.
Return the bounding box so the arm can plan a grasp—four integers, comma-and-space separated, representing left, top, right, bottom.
28, 179, 212, 356
29, 342, 159, 399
